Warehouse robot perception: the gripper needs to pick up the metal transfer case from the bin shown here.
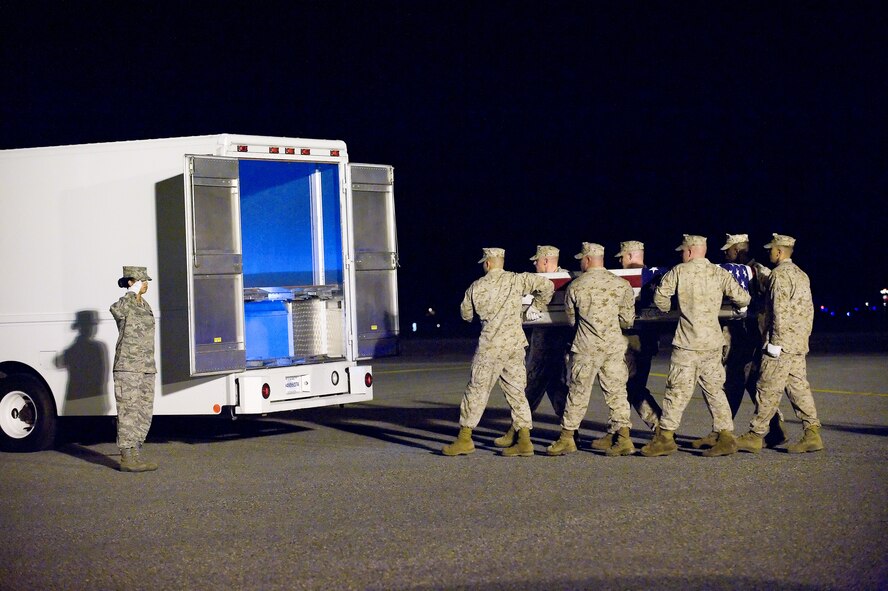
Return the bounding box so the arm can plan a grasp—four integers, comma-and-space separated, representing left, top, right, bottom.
351, 163, 400, 358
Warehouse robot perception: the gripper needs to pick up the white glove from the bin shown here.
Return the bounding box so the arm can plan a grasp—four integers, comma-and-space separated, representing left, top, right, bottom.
734, 306, 748, 317
524, 305, 543, 322
764, 342, 782, 358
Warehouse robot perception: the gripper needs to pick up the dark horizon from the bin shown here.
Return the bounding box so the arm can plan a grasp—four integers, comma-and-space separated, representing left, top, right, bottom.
3, 3, 885, 329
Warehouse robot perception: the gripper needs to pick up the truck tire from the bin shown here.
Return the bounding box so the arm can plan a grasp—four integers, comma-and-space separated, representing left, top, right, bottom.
0, 375, 57, 452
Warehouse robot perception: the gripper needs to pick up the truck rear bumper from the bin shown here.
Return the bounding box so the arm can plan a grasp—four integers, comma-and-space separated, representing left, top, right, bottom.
234, 362, 373, 415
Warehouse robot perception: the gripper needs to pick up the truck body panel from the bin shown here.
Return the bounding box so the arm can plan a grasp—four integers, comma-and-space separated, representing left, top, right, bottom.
0, 135, 385, 448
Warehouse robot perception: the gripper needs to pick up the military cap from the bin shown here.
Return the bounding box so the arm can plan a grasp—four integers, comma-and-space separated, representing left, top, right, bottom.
764, 233, 796, 248
720, 233, 749, 250
529, 245, 560, 261
477, 247, 505, 263
574, 242, 605, 259
121, 266, 152, 281
615, 240, 644, 258
674, 234, 707, 251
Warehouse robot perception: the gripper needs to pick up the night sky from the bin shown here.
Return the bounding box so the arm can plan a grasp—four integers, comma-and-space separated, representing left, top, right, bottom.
3, 2, 886, 331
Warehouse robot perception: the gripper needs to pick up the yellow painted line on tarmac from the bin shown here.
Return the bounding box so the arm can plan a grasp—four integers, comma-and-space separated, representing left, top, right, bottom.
649, 372, 888, 398
376, 364, 469, 376
810, 388, 888, 398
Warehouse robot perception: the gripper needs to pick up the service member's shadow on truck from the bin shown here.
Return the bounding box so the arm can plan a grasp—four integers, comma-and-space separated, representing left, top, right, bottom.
54, 310, 110, 411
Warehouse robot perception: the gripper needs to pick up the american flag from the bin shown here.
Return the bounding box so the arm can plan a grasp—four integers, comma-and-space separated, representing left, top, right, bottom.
612, 264, 751, 295
719, 263, 752, 292
609, 267, 662, 297
609, 268, 644, 297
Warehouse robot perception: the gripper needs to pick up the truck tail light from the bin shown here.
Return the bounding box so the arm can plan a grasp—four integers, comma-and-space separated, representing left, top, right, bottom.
237, 145, 248, 152
261, 383, 271, 399
300, 149, 311, 155
330, 150, 340, 157
364, 373, 373, 388
269, 147, 279, 154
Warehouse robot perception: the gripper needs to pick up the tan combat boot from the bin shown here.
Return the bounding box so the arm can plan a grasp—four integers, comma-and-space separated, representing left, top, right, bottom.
701, 430, 738, 457
764, 418, 789, 448
136, 445, 158, 471
493, 426, 516, 448
736, 431, 764, 454
502, 427, 534, 457
546, 429, 578, 456
119, 448, 155, 472
640, 429, 677, 457
605, 427, 636, 457
590, 432, 614, 450
786, 425, 824, 453
691, 431, 719, 449
442, 427, 475, 456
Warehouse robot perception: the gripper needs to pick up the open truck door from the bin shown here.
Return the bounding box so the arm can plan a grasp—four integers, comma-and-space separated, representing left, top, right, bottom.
351, 164, 399, 359
184, 156, 247, 376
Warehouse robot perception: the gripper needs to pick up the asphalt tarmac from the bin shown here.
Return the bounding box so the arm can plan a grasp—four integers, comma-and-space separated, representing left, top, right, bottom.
1, 341, 886, 591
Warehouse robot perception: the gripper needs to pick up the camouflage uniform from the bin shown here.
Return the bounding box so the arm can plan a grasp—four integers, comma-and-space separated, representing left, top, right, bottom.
110, 288, 156, 450
654, 256, 751, 432
749, 258, 820, 433
524, 266, 571, 418
560, 267, 636, 433
459, 268, 554, 430
624, 266, 663, 429
722, 259, 784, 422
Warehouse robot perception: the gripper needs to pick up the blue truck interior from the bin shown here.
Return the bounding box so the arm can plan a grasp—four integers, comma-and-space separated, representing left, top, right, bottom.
238, 160, 343, 362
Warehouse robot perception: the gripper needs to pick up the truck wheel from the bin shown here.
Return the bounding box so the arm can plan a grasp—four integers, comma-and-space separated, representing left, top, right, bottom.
0, 375, 57, 452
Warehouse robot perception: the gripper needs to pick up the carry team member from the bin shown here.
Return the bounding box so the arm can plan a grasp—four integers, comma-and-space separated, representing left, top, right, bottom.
588, 240, 662, 451
640, 235, 751, 458
546, 242, 636, 457
736, 234, 824, 453
697, 233, 787, 451
442, 248, 554, 457
494, 245, 571, 449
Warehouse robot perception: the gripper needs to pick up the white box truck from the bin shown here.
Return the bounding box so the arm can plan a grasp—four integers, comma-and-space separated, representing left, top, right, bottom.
0, 134, 398, 451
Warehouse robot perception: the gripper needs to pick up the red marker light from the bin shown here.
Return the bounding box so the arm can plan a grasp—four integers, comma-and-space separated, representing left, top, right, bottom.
364, 373, 373, 388
300, 148, 311, 155
269, 147, 280, 154
285, 148, 295, 155
330, 149, 340, 157
237, 145, 248, 152
261, 383, 271, 399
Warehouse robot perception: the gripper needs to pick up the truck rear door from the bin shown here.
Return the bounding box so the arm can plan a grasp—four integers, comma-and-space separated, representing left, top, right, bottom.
350, 164, 399, 358
184, 156, 247, 376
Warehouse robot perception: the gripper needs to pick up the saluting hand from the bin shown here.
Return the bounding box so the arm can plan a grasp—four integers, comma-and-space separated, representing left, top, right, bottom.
135, 281, 148, 302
